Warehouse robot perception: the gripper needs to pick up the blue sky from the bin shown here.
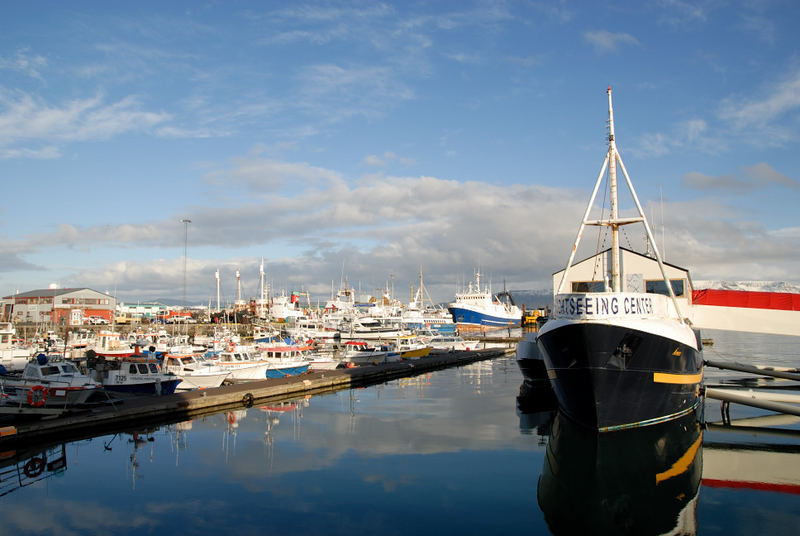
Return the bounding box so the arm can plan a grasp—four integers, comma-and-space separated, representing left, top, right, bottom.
1, 0, 799, 305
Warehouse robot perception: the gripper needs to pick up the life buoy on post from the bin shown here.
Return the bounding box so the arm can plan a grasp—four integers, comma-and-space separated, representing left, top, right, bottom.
227, 342, 235, 352
27, 385, 48, 407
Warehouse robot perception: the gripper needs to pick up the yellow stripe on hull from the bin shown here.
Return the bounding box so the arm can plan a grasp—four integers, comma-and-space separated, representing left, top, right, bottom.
652, 371, 704, 385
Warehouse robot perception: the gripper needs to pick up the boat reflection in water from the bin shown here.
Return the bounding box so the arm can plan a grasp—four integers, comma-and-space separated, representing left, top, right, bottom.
538, 409, 703, 535
516, 379, 558, 440
0, 443, 67, 497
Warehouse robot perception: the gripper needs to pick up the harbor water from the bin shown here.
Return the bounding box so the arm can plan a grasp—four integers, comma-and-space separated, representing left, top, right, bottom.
1, 330, 799, 535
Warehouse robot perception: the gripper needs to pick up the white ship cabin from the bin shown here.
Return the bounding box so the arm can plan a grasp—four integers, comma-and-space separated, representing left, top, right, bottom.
552, 247, 693, 309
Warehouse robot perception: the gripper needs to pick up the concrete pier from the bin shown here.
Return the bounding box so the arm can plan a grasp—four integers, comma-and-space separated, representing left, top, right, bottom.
0, 349, 508, 449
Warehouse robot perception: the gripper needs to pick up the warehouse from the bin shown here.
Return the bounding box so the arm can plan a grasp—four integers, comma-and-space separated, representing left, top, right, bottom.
1, 287, 116, 325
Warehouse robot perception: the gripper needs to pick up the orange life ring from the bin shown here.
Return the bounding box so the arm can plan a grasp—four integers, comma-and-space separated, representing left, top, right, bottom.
23, 456, 46, 478
27, 385, 48, 407
227, 342, 235, 352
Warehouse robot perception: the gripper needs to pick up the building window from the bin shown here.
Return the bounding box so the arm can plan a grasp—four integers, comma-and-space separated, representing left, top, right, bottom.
571, 281, 606, 292
645, 279, 685, 297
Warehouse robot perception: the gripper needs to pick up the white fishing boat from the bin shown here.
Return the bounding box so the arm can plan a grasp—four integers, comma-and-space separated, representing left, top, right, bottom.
401, 268, 457, 333
207, 350, 271, 380
305, 353, 340, 371
161, 353, 231, 390
285, 319, 338, 341
0, 322, 32, 372
258, 342, 311, 378
341, 341, 401, 366
1, 354, 100, 408
535, 87, 704, 432
269, 291, 305, 322
65, 329, 95, 351
91, 330, 135, 358
426, 333, 474, 354
337, 316, 409, 341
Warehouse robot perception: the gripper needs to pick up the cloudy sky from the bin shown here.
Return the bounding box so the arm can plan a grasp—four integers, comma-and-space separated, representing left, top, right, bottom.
1, 1, 799, 305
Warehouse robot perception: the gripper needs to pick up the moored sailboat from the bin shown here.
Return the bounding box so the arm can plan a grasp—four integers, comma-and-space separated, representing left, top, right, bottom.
535, 87, 704, 432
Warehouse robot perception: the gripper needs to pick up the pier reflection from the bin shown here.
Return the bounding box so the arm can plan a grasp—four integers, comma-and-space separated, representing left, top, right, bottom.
703, 415, 800, 495
0, 443, 67, 496
538, 410, 703, 535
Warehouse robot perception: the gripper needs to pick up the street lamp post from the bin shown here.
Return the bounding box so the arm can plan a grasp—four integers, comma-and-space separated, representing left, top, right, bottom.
181, 219, 192, 311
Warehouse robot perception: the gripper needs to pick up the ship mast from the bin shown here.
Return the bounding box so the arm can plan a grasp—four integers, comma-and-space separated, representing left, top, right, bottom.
607, 87, 621, 292
555, 87, 687, 323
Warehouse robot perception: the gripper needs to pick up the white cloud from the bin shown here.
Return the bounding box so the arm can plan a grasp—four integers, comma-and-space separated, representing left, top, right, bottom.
742, 162, 799, 189
362, 151, 415, 167
681, 171, 751, 192
0, 48, 47, 80
0, 145, 61, 159
718, 71, 800, 139
682, 163, 798, 193
655, 0, 710, 26
204, 156, 344, 194
584, 30, 640, 53
0, 91, 170, 157
10, 154, 800, 303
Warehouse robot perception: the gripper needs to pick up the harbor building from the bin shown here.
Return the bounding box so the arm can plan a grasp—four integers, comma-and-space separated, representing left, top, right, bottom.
115, 302, 171, 323
1, 287, 116, 325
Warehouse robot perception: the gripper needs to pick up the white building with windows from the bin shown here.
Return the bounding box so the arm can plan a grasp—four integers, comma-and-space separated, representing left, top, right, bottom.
552, 247, 691, 302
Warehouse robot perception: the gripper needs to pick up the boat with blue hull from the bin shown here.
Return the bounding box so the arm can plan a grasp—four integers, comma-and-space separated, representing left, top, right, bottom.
447, 272, 521, 332
260, 343, 311, 378
535, 88, 704, 432
265, 363, 309, 378
88, 352, 181, 396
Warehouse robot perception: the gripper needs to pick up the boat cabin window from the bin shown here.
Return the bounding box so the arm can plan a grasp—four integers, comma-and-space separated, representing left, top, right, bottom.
149, 363, 158, 373
571, 281, 606, 292
40, 366, 60, 376
645, 279, 685, 297
129, 364, 138, 374
138, 364, 149, 374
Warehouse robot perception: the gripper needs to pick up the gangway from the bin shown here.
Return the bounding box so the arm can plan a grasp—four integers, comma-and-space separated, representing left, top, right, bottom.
704, 359, 800, 423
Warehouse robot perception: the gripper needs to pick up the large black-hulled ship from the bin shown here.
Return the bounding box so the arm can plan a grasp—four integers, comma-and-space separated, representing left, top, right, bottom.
535, 88, 704, 432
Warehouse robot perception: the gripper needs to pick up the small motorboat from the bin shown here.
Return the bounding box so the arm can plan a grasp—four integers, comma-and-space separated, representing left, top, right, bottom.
87, 350, 181, 396
161, 352, 231, 390
1, 354, 100, 408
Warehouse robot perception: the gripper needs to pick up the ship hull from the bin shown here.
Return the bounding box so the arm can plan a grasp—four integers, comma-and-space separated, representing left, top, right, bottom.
265, 363, 309, 378
447, 306, 520, 329
536, 321, 703, 432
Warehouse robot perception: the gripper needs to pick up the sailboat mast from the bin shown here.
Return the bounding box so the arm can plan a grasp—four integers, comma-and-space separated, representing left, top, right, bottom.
607, 86, 621, 292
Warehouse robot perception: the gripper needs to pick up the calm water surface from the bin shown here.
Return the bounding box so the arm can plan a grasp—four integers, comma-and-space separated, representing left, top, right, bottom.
0, 329, 798, 535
